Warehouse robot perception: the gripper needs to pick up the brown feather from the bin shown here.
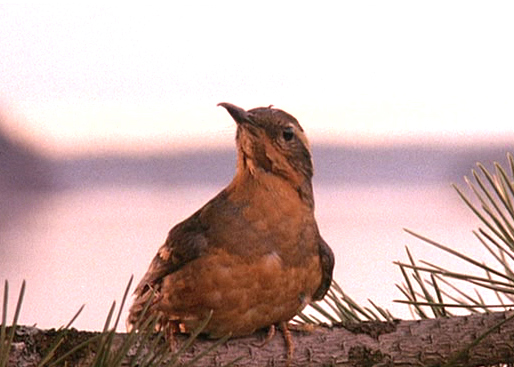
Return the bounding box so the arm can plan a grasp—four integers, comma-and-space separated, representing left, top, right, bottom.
128, 103, 335, 337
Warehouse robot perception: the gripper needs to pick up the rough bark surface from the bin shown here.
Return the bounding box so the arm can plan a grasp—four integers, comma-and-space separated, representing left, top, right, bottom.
6, 311, 514, 367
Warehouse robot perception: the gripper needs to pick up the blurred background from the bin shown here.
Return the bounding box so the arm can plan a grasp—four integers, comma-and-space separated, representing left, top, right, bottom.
1, 2, 513, 330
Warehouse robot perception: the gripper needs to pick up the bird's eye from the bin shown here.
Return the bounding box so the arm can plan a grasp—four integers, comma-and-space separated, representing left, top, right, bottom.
282, 126, 294, 141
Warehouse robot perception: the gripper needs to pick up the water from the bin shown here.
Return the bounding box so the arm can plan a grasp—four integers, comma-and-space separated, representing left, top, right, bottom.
1, 181, 489, 331
0, 145, 510, 330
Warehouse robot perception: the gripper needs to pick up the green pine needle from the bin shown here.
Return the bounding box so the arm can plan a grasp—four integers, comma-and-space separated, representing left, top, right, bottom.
397, 153, 514, 317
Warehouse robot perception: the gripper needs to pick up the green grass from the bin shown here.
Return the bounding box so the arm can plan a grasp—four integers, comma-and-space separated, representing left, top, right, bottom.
0, 276, 236, 366
395, 153, 514, 318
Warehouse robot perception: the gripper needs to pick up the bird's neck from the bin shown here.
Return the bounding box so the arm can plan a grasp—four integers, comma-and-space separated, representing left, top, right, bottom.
229, 161, 314, 209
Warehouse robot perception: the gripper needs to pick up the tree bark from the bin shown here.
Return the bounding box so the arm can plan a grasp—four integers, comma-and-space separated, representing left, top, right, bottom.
7, 311, 514, 366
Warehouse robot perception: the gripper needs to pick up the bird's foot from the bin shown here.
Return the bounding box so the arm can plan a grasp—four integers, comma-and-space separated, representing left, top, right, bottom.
287, 322, 317, 333
279, 322, 294, 367
160, 319, 181, 352
253, 324, 276, 347
253, 323, 294, 366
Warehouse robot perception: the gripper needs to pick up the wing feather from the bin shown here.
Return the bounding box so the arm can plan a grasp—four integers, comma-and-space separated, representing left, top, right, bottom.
312, 236, 334, 300
127, 210, 208, 327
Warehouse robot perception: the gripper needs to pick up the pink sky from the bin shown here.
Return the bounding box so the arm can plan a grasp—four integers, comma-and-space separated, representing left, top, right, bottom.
1, 3, 514, 156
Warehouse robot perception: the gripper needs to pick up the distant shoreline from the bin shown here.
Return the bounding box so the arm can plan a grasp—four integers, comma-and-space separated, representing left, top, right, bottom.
43, 143, 512, 190
2, 131, 512, 191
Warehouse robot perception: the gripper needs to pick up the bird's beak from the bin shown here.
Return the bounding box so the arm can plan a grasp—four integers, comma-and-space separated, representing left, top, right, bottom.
217, 103, 252, 125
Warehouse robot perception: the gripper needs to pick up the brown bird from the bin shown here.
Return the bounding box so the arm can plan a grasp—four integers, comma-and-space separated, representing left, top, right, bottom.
127, 103, 334, 361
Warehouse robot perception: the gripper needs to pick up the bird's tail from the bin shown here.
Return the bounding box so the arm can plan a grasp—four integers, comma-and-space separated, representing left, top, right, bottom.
126, 283, 160, 332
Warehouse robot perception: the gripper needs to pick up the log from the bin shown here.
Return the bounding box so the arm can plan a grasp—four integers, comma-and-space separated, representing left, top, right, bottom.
6, 311, 514, 366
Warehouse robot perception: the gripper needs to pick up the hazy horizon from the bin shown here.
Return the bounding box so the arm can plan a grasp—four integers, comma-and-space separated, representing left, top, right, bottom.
2, 106, 514, 160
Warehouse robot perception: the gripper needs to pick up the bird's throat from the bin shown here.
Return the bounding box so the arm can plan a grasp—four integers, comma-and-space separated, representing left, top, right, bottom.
232, 156, 314, 209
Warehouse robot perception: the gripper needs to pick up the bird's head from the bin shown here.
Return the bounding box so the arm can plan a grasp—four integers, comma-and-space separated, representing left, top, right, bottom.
218, 102, 314, 204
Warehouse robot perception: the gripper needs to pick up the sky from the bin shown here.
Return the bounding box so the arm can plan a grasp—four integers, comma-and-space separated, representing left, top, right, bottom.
1, 2, 514, 157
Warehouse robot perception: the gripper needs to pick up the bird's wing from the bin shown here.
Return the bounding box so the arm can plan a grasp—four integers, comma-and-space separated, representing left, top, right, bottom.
312, 236, 335, 300
136, 214, 208, 294
128, 209, 208, 326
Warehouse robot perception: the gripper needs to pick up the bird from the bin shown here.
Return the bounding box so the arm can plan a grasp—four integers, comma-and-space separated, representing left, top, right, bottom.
127, 102, 334, 363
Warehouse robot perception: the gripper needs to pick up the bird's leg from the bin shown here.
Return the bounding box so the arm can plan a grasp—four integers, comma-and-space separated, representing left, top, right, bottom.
279, 322, 294, 367
163, 322, 175, 351
160, 319, 181, 352
287, 322, 316, 333
253, 324, 276, 347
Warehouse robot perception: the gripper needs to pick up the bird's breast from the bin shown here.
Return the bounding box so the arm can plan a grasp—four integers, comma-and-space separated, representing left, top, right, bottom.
159, 246, 322, 337
218, 174, 317, 259
208, 193, 318, 267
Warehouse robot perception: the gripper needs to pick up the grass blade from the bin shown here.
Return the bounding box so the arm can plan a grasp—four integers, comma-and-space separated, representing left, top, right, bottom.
0, 281, 9, 367
405, 229, 512, 281
166, 310, 214, 366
